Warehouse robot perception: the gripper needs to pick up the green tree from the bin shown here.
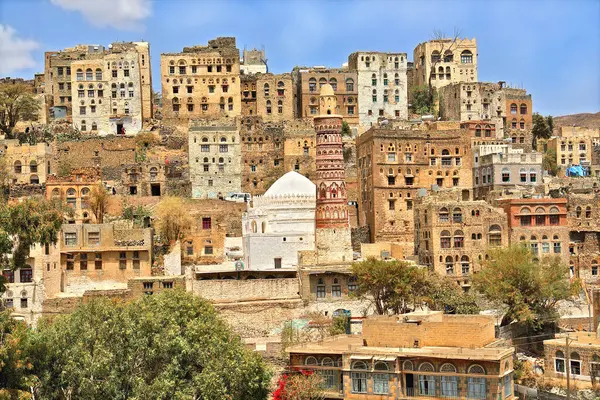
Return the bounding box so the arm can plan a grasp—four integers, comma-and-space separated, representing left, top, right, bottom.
341, 121, 352, 137
26, 290, 271, 400
532, 113, 552, 143
543, 148, 559, 176
410, 85, 433, 115
0, 83, 40, 137
88, 183, 109, 224
420, 272, 480, 314
351, 258, 426, 315
473, 245, 580, 326
546, 115, 554, 133
0, 197, 65, 274
0, 310, 38, 398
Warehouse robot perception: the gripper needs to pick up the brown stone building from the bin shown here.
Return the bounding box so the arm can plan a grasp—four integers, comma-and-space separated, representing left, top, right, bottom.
414, 189, 508, 286
565, 191, 600, 283
1, 139, 53, 185
288, 312, 515, 400
160, 37, 241, 122
240, 117, 285, 195
293, 67, 359, 126
283, 119, 317, 179
60, 224, 153, 294
498, 197, 570, 265
240, 73, 294, 121
544, 331, 600, 387
356, 126, 473, 252
46, 167, 103, 224
413, 38, 478, 92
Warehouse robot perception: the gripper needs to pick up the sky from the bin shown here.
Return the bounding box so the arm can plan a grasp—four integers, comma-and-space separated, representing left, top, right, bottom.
0, 0, 598, 116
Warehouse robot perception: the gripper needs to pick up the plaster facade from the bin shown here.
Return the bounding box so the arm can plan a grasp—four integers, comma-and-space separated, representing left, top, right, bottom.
547, 135, 594, 173
46, 167, 103, 224
188, 118, 241, 199
2, 139, 52, 185
348, 51, 408, 126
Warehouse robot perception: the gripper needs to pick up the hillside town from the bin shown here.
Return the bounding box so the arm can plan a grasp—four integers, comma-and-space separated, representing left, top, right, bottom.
1, 21, 600, 400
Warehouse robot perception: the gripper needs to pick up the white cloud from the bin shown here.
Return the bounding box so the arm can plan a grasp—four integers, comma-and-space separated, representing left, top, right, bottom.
0, 25, 40, 76
50, 0, 152, 31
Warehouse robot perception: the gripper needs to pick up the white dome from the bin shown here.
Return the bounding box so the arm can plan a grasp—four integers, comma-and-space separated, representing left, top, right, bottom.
264, 171, 315, 197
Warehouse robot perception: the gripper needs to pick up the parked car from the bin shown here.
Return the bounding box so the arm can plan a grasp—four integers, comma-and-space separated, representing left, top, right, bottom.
225, 193, 251, 203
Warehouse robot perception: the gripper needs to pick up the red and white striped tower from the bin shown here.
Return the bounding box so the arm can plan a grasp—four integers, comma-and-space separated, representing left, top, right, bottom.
313, 84, 352, 264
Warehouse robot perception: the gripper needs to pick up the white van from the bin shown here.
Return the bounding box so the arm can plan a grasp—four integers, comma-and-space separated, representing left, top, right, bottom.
225, 193, 251, 203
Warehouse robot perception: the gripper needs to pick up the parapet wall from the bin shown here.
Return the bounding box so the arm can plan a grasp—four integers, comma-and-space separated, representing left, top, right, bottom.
192, 278, 300, 302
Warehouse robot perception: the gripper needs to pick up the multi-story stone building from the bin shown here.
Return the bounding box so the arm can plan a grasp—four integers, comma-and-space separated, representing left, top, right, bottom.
414, 189, 508, 286
498, 197, 570, 264
240, 117, 285, 195
288, 312, 515, 399
472, 145, 543, 199
347, 51, 408, 126
357, 126, 473, 251
188, 118, 241, 199
1, 242, 60, 325
547, 135, 594, 173
240, 73, 294, 121
293, 67, 359, 126
544, 331, 600, 387
283, 119, 317, 179
439, 82, 532, 141
413, 38, 478, 91
59, 224, 153, 294
44, 42, 152, 134
160, 37, 241, 122
1, 139, 52, 185
46, 167, 103, 224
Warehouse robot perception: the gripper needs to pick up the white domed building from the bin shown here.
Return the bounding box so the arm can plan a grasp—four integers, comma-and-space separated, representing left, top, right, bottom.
242, 171, 316, 271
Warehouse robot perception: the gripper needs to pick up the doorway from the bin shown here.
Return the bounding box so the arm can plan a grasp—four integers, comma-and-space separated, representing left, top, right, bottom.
151, 183, 161, 196
117, 123, 124, 135
406, 373, 414, 396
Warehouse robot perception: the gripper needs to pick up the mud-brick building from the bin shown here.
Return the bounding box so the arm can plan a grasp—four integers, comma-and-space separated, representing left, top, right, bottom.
160, 37, 241, 122
544, 331, 600, 387
1, 139, 53, 185
283, 119, 317, 179
240, 117, 285, 195
414, 189, 508, 287
565, 191, 600, 283
498, 197, 570, 264
60, 224, 153, 295
288, 312, 515, 400
356, 126, 473, 253
46, 167, 103, 224
240, 73, 294, 122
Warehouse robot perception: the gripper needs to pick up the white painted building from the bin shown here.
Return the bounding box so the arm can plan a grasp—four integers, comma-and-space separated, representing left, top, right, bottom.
348, 51, 408, 127
242, 171, 316, 271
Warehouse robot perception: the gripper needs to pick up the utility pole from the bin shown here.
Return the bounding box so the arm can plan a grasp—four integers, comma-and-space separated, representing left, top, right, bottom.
566, 334, 570, 400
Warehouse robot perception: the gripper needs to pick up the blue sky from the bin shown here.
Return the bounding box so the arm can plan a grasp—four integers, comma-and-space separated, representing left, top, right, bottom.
0, 0, 598, 116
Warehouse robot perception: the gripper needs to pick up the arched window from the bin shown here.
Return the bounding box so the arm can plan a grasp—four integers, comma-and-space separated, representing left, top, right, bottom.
445, 256, 454, 274
319, 77, 327, 87
443, 50, 453, 62
475, 124, 481, 137
352, 361, 369, 393
403, 360, 414, 371
510, 103, 518, 114
555, 350, 565, 373
431, 50, 441, 63
371, 73, 377, 86
76, 68, 83, 81
85, 68, 92, 80
467, 365, 487, 398
502, 168, 510, 183
586, 206, 592, 218
439, 207, 449, 222
91, 122, 97, 131
13, 160, 21, 174
520, 104, 527, 114
329, 77, 337, 91
322, 357, 334, 367
29, 174, 39, 184
454, 230, 464, 248
374, 361, 390, 371
95, 68, 102, 80
345, 78, 354, 91
488, 224, 502, 246
263, 83, 269, 96
461, 50, 473, 64
305, 356, 318, 366
352, 361, 368, 370
461, 256, 470, 275
440, 230, 451, 248
266, 100, 272, 114
576, 206, 582, 218
28, 160, 37, 173
309, 77, 317, 92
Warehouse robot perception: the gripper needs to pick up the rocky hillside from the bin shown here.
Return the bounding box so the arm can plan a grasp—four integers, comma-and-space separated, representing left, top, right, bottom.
553, 112, 600, 129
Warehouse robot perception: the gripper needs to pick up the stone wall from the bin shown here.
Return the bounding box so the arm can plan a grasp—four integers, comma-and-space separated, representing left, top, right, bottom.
192, 278, 300, 302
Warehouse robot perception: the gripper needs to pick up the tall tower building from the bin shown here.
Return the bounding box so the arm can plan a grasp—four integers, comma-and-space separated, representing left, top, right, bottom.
314, 84, 353, 264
